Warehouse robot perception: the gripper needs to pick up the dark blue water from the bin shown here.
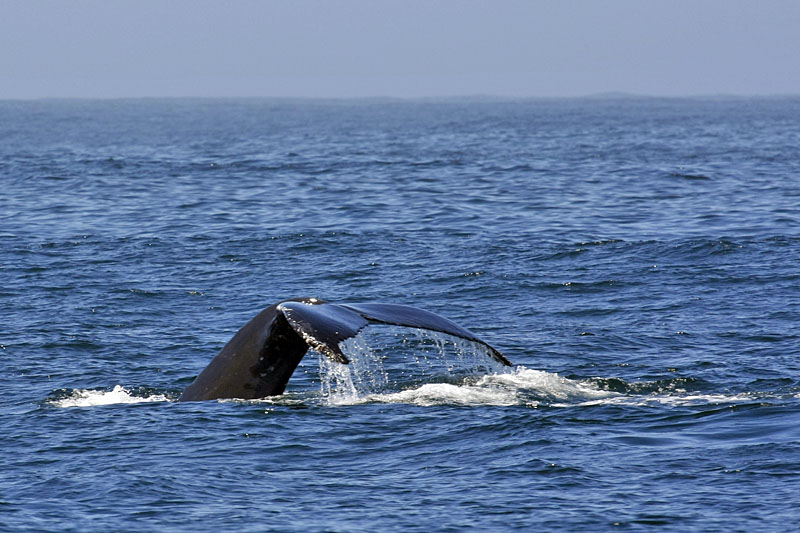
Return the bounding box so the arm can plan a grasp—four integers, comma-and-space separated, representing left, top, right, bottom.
2, 97, 800, 531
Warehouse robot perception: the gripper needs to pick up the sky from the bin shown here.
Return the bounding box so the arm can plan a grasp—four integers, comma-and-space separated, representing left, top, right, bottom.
1, 0, 799, 99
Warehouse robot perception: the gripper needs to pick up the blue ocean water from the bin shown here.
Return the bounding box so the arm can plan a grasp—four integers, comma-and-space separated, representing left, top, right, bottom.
2, 97, 800, 531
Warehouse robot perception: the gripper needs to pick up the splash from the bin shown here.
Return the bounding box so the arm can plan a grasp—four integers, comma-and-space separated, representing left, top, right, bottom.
50, 385, 170, 408
368, 381, 519, 407
315, 327, 508, 404
313, 326, 618, 407
366, 367, 622, 407
312, 329, 760, 408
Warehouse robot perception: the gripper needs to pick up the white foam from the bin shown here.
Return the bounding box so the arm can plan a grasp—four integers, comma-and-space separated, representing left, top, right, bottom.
317, 360, 621, 407
477, 367, 618, 401
356, 373, 758, 408
51, 385, 170, 408
567, 392, 755, 408
365, 381, 520, 407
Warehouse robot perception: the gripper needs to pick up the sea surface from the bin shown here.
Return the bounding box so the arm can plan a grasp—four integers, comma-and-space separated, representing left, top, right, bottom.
2, 97, 800, 531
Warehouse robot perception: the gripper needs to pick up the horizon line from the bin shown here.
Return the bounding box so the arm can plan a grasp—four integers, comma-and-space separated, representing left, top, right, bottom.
2, 91, 800, 102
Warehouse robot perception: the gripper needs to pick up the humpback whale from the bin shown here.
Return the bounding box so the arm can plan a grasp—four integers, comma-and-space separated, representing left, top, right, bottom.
178, 298, 511, 402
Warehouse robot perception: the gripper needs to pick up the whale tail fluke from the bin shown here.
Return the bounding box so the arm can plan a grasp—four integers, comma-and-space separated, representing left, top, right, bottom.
278, 300, 511, 367
179, 298, 510, 402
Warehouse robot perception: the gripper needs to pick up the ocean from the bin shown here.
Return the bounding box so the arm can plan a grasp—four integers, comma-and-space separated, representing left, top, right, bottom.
2, 97, 799, 531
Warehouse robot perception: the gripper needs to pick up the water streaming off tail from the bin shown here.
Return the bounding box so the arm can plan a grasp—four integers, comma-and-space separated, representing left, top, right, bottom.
315, 327, 508, 404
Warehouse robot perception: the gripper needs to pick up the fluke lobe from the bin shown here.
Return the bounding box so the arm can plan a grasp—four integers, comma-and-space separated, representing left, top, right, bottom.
178, 298, 511, 402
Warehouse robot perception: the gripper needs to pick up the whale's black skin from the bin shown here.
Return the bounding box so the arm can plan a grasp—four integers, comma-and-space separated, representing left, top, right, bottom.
178, 298, 511, 402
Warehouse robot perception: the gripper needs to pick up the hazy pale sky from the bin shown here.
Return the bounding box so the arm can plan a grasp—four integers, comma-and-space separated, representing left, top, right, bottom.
2, 0, 799, 99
